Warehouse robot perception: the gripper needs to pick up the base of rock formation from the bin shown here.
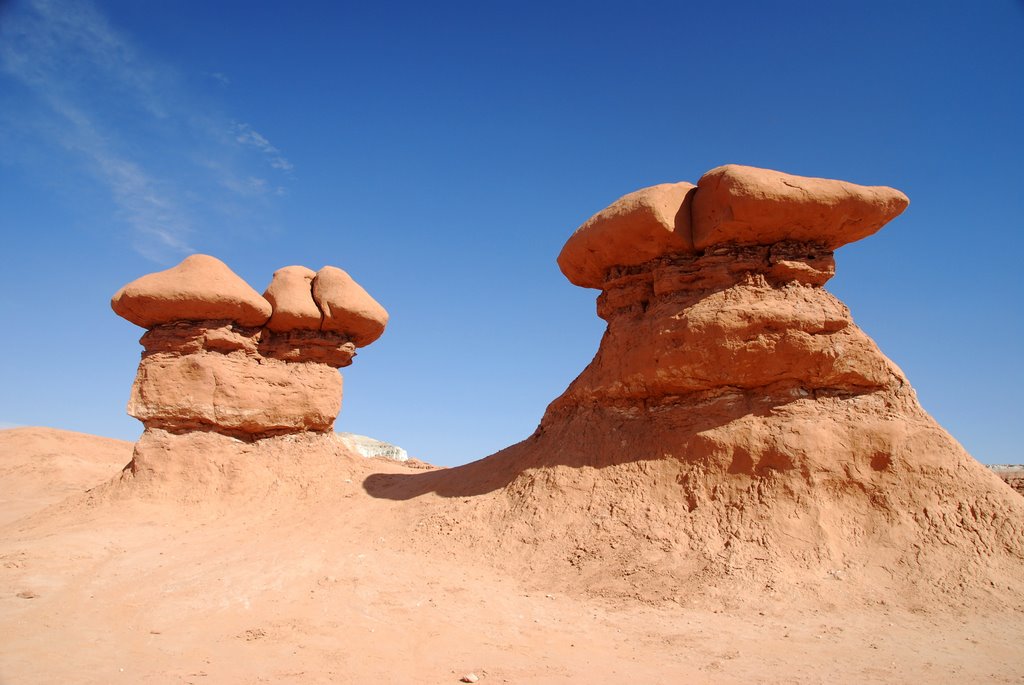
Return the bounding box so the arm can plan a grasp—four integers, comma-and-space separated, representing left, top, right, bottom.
117, 429, 372, 502
362, 387, 1024, 610
5, 428, 1022, 684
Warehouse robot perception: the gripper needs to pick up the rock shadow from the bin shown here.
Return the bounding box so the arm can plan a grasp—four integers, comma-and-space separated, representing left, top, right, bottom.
362, 392, 801, 501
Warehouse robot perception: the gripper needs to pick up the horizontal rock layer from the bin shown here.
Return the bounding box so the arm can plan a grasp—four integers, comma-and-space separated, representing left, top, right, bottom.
551, 243, 902, 412
990, 466, 1024, 497
128, 322, 344, 437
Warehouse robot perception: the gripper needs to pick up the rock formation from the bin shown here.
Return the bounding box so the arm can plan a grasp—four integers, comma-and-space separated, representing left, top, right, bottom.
112, 255, 387, 480
338, 432, 411, 462
550, 164, 911, 420
374, 164, 1024, 607
991, 465, 1024, 497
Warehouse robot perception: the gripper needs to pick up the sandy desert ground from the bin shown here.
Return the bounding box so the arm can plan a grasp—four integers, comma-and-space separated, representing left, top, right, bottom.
1, 426, 1021, 685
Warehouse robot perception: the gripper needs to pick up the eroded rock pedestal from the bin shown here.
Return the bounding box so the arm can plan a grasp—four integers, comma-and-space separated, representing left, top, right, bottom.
112, 255, 387, 482
547, 165, 915, 453
414, 165, 1024, 607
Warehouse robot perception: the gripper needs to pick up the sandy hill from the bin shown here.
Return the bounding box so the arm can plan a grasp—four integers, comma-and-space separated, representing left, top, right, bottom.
0, 426, 1021, 684
0, 427, 132, 527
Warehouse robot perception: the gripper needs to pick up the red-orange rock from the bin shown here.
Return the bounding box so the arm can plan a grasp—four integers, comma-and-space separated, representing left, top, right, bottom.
127, 323, 344, 435
111, 257, 390, 442
551, 171, 910, 411
128, 348, 342, 435
554, 252, 902, 411
111, 257, 390, 458
263, 265, 321, 332
557, 182, 696, 289
111, 254, 271, 328
258, 329, 356, 367
691, 164, 909, 250
312, 267, 388, 347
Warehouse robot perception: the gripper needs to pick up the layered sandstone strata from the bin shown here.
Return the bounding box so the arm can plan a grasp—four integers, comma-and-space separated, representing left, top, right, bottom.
550, 165, 911, 420
112, 255, 387, 440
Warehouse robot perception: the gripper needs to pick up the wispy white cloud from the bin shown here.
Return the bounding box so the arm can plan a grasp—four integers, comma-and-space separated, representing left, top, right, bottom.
207, 71, 231, 86
97, 155, 194, 259
219, 173, 270, 197
2, 0, 167, 112
0, 0, 293, 262
234, 121, 295, 173
35, 90, 196, 257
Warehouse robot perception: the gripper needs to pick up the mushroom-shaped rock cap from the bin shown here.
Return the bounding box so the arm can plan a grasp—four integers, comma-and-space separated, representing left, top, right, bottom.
311, 266, 388, 347
111, 254, 272, 328
692, 164, 909, 250
263, 265, 321, 332
557, 182, 696, 289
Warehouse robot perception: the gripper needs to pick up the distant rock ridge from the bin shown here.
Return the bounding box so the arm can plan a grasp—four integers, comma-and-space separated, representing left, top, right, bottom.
337, 433, 410, 462
990, 465, 1024, 496
111, 255, 387, 478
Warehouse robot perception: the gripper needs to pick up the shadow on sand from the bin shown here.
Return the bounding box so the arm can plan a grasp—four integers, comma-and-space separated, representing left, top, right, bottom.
361, 393, 800, 501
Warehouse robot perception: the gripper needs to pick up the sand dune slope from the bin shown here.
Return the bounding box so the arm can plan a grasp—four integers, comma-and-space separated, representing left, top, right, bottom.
0, 427, 133, 527
1, 427, 1022, 684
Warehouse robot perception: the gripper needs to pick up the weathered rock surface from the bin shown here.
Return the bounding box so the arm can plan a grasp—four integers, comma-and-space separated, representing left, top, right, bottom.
112, 255, 386, 449
313, 266, 389, 347
554, 245, 894, 410
691, 164, 910, 250
558, 182, 696, 288
259, 329, 356, 368
129, 329, 343, 436
111, 254, 272, 328
263, 265, 321, 332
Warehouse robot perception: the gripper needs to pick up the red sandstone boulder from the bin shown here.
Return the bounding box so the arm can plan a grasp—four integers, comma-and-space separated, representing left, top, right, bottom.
111, 254, 272, 328
691, 164, 909, 250
557, 182, 696, 289
123, 323, 344, 436
312, 266, 388, 347
263, 265, 321, 332
128, 348, 343, 435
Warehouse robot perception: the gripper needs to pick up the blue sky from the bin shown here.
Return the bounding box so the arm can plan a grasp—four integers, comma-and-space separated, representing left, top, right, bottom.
1, 0, 1021, 465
